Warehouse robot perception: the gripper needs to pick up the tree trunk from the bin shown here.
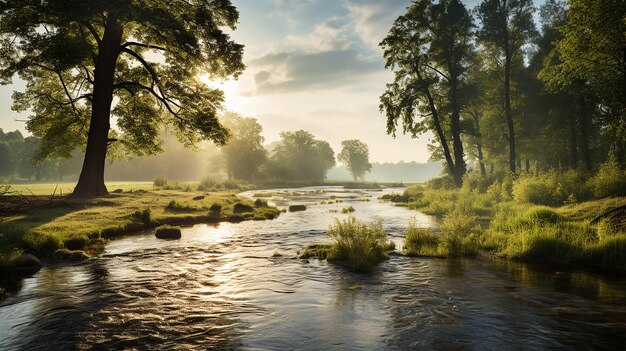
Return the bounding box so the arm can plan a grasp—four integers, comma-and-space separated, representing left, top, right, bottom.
504, 44, 516, 173
525, 159, 530, 173
417, 70, 458, 186
449, 79, 466, 187
73, 18, 123, 197
569, 114, 578, 167
578, 96, 592, 170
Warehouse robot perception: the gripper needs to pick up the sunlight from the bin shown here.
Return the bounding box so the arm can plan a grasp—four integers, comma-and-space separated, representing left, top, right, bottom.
201, 76, 252, 112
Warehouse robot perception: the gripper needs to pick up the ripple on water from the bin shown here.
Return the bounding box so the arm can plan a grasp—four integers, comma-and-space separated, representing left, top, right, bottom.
1, 187, 625, 350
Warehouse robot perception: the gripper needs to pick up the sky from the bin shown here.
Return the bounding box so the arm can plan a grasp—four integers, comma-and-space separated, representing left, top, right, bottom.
0, 0, 488, 163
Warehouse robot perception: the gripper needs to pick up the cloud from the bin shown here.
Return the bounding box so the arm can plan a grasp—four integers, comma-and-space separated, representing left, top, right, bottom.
344, 0, 411, 50
285, 20, 350, 52
248, 49, 381, 94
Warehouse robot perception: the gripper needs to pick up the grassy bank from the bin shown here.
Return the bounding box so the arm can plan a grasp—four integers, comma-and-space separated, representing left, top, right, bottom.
0, 185, 281, 294
387, 168, 626, 270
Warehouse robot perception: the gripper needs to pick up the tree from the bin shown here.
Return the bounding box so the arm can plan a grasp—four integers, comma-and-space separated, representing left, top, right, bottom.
0, 0, 244, 196
338, 139, 372, 181
269, 130, 335, 182
221, 112, 267, 181
476, 0, 536, 173
380, 0, 474, 187
539, 0, 626, 166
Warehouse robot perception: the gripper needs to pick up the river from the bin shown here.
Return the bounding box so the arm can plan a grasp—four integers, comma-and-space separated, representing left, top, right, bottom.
1, 186, 625, 350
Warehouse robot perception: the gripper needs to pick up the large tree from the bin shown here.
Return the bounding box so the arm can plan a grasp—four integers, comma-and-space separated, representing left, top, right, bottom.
476, 0, 536, 173
539, 0, 626, 166
221, 112, 267, 181
338, 139, 372, 181
380, 0, 474, 187
269, 130, 335, 182
0, 0, 244, 196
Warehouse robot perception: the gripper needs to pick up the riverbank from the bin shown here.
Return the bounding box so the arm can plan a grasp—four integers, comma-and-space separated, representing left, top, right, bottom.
0, 187, 281, 297
385, 183, 626, 271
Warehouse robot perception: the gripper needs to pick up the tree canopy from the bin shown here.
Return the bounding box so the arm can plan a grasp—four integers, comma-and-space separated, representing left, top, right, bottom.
220, 112, 267, 181
268, 130, 335, 182
0, 0, 244, 195
338, 139, 372, 181
380, 0, 474, 186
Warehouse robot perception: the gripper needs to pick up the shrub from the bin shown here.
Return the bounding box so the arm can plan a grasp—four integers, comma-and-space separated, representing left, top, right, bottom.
209, 203, 222, 213
512, 171, 566, 206
132, 208, 152, 226
589, 155, 626, 198
254, 198, 268, 207
153, 176, 168, 188
63, 235, 89, 250
326, 217, 392, 272
233, 202, 254, 213
404, 220, 440, 257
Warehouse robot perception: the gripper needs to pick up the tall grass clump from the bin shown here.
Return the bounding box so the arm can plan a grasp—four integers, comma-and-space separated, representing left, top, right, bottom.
326, 217, 393, 273
439, 210, 481, 257
589, 154, 626, 198
403, 219, 441, 257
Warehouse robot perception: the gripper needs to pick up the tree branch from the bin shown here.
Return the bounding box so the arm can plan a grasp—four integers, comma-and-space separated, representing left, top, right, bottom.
121, 41, 167, 51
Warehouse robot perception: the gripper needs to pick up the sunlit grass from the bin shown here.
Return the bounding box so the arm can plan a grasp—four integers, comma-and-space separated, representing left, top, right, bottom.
0, 186, 281, 285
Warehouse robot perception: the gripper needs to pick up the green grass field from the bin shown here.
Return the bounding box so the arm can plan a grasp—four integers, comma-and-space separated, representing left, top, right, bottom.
7, 181, 156, 196
0, 183, 281, 295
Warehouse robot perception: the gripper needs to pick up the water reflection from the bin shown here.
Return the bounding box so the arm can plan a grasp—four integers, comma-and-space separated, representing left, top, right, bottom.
0, 187, 625, 350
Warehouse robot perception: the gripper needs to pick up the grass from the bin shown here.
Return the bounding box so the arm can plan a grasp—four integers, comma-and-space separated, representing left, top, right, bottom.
325, 217, 395, 273
388, 169, 626, 271
481, 200, 626, 269
403, 212, 480, 258
0, 183, 282, 295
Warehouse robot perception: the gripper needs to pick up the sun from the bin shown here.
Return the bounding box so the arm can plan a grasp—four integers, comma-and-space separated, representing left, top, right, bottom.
200, 76, 251, 112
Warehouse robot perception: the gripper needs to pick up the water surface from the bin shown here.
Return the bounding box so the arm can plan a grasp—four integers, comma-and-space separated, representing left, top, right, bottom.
1, 187, 625, 350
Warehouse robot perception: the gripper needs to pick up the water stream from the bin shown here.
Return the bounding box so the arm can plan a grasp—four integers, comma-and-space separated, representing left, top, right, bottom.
1, 187, 624, 350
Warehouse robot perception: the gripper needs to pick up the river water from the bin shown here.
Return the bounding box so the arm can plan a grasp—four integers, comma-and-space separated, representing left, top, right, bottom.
1, 186, 625, 350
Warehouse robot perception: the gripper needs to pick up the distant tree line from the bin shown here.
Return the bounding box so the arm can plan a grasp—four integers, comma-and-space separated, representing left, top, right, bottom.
1, 112, 379, 184
381, 0, 625, 187
0, 129, 82, 181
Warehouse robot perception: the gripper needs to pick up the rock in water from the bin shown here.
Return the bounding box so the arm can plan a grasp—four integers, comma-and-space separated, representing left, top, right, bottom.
15, 253, 42, 276
155, 227, 182, 239
289, 205, 307, 212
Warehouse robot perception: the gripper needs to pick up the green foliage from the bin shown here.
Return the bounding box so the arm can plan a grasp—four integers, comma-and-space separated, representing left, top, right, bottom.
380, 0, 473, 186
21, 232, 62, 257
439, 210, 481, 257
1, 1, 245, 162
267, 130, 336, 181
338, 139, 372, 181
326, 217, 392, 273
153, 176, 168, 188
209, 203, 222, 213
589, 155, 626, 198
403, 220, 441, 257
254, 198, 268, 207
131, 208, 152, 226
221, 112, 268, 180
512, 170, 592, 206
233, 202, 254, 213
